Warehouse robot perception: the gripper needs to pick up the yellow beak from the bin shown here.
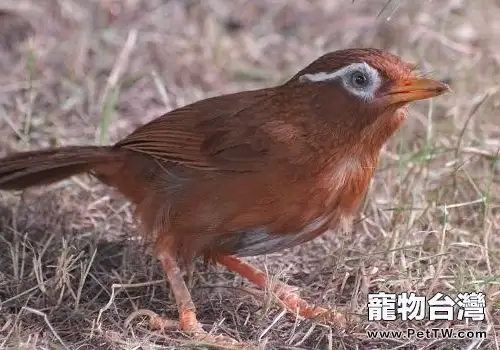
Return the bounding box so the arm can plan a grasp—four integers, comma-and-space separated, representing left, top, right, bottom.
386, 77, 450, 104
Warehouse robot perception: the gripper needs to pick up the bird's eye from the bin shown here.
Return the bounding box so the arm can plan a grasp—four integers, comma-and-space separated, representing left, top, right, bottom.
351, 71, 370, 88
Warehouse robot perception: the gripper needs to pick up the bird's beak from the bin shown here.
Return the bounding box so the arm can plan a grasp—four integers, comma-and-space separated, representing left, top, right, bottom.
385, 77, 450, 104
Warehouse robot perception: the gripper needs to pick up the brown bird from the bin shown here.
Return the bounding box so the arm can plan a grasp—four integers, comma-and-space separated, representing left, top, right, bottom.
0, 48, 449, 345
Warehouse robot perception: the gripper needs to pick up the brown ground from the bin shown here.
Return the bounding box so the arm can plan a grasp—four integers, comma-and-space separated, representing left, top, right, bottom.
0, 1, 499, 349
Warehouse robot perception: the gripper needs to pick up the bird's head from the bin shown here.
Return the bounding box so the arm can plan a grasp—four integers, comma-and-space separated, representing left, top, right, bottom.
283, 48, 450, 149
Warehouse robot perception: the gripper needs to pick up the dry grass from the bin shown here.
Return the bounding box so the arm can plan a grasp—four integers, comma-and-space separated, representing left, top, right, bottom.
0, 0, 499, 349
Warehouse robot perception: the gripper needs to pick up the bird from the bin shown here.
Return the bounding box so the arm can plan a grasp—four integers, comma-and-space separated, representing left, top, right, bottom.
0, 48, 449, 346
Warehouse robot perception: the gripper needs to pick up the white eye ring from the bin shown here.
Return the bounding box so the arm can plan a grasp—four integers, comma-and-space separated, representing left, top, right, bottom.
299, 62, 382, 101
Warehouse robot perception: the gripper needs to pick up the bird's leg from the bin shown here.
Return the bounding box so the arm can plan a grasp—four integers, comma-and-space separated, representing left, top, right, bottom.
216, 255, 353, 327
127, 244, 241, 346
153, 250, 205, 333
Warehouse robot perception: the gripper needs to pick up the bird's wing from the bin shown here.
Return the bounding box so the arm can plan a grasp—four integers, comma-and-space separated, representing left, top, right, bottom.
115, 88, 277, 172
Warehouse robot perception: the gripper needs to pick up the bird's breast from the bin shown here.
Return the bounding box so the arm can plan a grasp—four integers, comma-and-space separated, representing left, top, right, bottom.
159, 150, 377, 259
221, 153, 377, 256
316, 152, 376, 228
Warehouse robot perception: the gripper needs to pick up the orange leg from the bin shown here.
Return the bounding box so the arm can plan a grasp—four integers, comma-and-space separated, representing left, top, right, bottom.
154, 251, 205, 333
128, 249, 242, 347
216, 255, 353, 327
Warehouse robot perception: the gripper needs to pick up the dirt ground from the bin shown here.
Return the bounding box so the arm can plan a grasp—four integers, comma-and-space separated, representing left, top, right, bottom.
0, 0, 499, 349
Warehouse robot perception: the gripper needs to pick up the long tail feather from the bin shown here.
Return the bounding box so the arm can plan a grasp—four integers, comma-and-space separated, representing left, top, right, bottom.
0, 146, 118, 190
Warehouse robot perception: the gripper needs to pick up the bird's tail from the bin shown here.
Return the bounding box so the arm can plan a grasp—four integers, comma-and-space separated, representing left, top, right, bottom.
0, 145, 120, 190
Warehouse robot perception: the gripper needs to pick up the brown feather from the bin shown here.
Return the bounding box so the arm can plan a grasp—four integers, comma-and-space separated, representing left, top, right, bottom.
116, 88, 277, 172
0, 48, 448, 265
0, 146, 120, 190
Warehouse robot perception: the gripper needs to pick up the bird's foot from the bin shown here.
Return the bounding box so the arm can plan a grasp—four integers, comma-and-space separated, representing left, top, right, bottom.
274, 287, 358, 327
125, 309, 244, 348
216, 255, 359, 328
